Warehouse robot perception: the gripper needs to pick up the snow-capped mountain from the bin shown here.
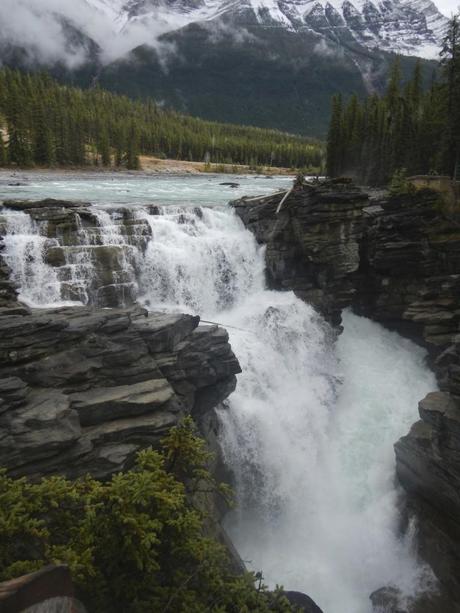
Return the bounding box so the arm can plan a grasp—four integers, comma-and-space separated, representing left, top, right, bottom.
84, 0, 448, 59
0, 0, 451, 137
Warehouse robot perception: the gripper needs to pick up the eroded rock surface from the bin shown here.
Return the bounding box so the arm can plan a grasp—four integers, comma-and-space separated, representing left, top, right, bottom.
0, 298, 240, 480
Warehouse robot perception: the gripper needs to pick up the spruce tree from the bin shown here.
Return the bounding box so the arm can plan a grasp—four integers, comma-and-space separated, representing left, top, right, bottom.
126, 121, 140, 170
0, 132, 6, 166
98, 126, 111, 167
326, 94, 343, 177
441, 15, 460, 178
33, 103, 55, 166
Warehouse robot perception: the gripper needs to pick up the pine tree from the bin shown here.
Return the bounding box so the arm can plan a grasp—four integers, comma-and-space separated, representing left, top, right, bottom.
98, 126, 111, 167
326, 94, 343, 177
0, 132, 6, 166
440, 15, 460, 178
5, 79, 32, 167
0, 67, 323, 172
126, 121, 140, 170
33, 102, 55, 166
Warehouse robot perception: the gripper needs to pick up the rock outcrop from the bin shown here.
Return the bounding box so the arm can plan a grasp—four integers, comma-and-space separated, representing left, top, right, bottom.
0, 565, 85, 613
0, 304, 240, 480
0, 214, 241, 481
232, 180, 460, 607
232, 181, 368, 326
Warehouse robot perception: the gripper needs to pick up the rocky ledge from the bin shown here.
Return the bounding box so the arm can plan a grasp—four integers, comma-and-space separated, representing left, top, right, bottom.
0, 238, 241, 481
233, 180, 460, 607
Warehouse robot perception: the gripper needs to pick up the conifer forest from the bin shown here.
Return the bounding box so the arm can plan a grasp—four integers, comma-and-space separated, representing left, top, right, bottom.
326, 14, 460, 185
0, 69, 322, 171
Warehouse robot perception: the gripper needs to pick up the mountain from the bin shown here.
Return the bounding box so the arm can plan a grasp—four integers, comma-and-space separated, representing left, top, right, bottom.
0, 0, 448, 136
86, 0, 448, 59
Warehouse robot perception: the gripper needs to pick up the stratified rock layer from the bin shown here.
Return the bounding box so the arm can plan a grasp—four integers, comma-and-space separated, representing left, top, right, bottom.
233, 181, 460, 606
0, 299, 240, 480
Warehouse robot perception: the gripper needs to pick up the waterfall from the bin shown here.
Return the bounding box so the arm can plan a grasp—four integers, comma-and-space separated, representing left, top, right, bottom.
1, 210, 64, 307
0, 201, 436, 611
220, 307, 436, 612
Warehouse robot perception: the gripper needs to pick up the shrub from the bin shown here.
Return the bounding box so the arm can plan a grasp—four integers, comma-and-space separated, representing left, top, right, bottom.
0, 418, 295, 612
388, 168, 416, 196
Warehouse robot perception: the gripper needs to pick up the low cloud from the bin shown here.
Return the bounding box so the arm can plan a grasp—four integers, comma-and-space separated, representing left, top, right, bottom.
0, 0, 184, 66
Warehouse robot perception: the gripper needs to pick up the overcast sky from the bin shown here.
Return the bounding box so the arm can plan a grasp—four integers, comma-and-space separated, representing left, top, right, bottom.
436, 0, 460, 16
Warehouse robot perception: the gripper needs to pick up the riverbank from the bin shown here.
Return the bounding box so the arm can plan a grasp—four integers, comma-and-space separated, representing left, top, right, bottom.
0, 157, 297, 183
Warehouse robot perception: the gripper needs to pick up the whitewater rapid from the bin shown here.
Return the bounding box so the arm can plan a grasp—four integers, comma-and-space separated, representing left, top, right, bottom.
1, 193, 436, 612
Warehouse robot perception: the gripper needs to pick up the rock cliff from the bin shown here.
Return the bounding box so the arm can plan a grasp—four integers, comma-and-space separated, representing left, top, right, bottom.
232, 180, 460, 608
0, 210, 241, 480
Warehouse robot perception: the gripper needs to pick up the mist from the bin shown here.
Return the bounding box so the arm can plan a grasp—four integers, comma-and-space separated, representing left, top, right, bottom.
0, 0, 183, 66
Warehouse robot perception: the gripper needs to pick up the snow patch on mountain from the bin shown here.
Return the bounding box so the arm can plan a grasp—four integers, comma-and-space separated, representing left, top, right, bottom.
82, 0, 448, 59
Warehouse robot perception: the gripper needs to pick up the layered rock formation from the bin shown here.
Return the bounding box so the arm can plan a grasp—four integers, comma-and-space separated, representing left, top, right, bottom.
232, 180, 460, 608
0, 303, 240, 480
1, 198, 153, 308
0, 203, 241, 480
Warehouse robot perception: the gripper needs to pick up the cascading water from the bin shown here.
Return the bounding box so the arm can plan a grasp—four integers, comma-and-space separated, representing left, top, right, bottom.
220, 307, 437, 612
0, 195, 437, 612
1, 210, 64, 306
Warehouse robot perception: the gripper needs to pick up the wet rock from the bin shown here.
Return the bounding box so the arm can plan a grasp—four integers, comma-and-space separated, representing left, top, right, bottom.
232, 181, 368, 326
0, 235, 23, 313
370, 585, 457, 613
395, 392, 460, 602
2, 198, 90, 211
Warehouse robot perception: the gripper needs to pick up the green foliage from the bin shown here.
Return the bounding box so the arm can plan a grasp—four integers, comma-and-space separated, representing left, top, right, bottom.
440, 14, 460, 179
0, 417, 295, 613
388, 168, 416, 196
0, 68, 322, 170
325, 15, 460, 184
326, 94, 343, 178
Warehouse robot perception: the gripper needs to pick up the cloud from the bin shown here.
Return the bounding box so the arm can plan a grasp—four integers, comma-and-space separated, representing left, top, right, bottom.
0, 0, 184, 67
435, 0, 460, 17
0, 0, 87, 66
313, 38, 343, 58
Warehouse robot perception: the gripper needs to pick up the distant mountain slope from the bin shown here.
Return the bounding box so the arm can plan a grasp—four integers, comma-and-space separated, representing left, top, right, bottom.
0, 0, 446, 136
96, 15, 438, 136
84, 0, 448, 58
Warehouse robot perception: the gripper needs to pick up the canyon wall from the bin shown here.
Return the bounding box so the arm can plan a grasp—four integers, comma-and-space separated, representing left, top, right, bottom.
233, 181, 460, 606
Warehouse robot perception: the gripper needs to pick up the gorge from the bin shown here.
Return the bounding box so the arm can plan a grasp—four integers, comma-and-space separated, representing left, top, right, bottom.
0, 175, 458, 612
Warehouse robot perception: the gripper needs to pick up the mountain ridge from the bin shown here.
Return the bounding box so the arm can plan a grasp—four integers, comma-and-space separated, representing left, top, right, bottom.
84, 0, 448, 59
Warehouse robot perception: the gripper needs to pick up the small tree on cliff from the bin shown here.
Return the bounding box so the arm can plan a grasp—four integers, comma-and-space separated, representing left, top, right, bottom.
0, 418, 295, 613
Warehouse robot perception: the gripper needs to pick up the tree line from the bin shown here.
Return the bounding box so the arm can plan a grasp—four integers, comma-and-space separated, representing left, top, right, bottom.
326, 14, 460, 185
0, 69, 322, 170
